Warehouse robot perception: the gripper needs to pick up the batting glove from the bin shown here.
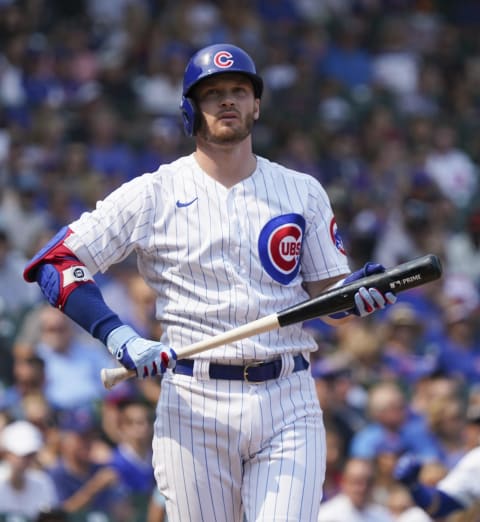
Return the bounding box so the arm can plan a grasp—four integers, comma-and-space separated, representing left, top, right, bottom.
106, 325, 177, 378
330, 262, 397, 318
394, 454, 422, 487
349, 262, 397, 316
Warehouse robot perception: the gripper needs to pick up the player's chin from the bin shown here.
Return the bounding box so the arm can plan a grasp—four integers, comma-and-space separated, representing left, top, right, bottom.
209, 125, 250, 145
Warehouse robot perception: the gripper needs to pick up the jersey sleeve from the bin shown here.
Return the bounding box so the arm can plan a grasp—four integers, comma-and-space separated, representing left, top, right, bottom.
437, 447, 480, 508
65, 175, 155, 274
300, 177, 350, 282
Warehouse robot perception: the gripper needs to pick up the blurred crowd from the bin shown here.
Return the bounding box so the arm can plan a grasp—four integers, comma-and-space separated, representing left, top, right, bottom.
0, 0, 479, 520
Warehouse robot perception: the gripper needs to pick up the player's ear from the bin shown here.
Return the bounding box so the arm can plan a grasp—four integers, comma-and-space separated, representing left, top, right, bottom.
181, 96, 200, 136
253, 99, 260, 120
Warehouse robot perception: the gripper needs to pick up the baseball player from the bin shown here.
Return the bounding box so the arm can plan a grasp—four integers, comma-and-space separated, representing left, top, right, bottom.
23, 43, 396, 522
395, 449, 480, 518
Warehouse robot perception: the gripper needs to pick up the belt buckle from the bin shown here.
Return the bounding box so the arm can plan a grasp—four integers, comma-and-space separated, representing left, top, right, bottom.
243, 360, 265, 383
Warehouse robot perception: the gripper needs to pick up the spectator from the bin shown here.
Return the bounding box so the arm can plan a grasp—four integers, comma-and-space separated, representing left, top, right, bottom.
371, 16, 419, 100
0, 170, 50, 258
135, 117, 184, 175
385, 484, 432, 522
313, 353, 368, 452
32, 304, 114, 412
444, 206, 480, 285
373, 188, 446, 271
44, 141, 108, 218
0, 226, 40, 317
462, 404, 480, 452
371, 438, 407, 507
47, 408, 126, 520
409, 373, 464, 425
134, 43, 189, 118
320, 16, 373, 90
322, 422, 345, 502
123, 273, 161, 339
348, 381, 437, 462
424, 121, 478, 212
275, 130, 322, 181
377, 304, 437, 387
0, 341, 46, 419
333, 319, 385, 389
109, 398, 156, 520
317, 457, 394, 521
85, 104, 136, 187
0, 420, 58, 517
433, 276, 480, 385
421, 396, 467, 469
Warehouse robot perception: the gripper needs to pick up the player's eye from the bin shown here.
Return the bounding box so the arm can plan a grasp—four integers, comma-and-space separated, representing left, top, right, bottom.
233, 86, 248, 97
201, 88, 221, 100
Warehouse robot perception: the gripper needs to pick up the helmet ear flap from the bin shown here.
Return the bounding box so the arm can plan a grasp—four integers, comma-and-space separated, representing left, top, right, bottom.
180, 96, 198, 137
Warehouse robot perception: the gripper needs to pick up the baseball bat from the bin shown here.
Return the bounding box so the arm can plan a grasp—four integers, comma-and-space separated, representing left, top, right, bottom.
101, 253, 442, 389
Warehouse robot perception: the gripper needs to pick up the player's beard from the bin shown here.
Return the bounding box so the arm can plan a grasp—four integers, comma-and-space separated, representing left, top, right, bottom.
197, 111, 255, 145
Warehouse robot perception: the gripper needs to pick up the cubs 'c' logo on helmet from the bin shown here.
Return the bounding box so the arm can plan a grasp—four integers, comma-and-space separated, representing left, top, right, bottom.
330, 217, 346, 255
213, 51, 234, 68
259, 213, 306, 284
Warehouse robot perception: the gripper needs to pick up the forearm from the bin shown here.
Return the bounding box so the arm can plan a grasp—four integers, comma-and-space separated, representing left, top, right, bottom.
62, 283, 123, 344
62, 468, 118, 512
23, 228, 174, 376
410, 484, 465, 518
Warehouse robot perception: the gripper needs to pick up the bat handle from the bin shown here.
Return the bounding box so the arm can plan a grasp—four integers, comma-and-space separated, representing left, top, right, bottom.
101, 367, 135, 389
100, 313, 280, 390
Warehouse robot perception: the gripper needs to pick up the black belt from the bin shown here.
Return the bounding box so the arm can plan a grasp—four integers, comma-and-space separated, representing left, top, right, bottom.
173, 354, 309, 383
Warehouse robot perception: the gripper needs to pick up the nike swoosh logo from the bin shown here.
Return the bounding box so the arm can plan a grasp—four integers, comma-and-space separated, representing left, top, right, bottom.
176, 197, 198, 208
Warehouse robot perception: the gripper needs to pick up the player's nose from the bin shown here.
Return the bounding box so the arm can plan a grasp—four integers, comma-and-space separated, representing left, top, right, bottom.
218, 89, 236, 105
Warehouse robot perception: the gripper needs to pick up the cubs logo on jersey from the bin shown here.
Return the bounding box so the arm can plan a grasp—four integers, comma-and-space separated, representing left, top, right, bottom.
258, 213, 306, 284
330, 217, 346, 255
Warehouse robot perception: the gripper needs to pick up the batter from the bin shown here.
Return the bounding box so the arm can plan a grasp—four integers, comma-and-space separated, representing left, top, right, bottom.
24, 43, 396, 521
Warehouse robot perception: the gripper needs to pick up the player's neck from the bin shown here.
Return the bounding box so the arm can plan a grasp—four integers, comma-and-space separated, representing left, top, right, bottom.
194, 140, 257, 188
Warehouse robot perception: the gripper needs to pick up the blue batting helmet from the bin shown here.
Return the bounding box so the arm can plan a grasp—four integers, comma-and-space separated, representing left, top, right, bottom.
180, 43, 263, 136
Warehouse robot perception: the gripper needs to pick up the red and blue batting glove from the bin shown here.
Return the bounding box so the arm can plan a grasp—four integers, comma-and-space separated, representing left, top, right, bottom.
330, 262, 397, 318
107, 325, 177, 378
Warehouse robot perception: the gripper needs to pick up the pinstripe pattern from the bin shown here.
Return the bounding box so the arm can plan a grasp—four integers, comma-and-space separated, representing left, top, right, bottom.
67, 154, 349, 362
154, 370, 325, 522
66, 153, 347, 521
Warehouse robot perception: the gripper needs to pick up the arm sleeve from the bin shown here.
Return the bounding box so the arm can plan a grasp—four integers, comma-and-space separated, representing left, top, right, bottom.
410, 484, 465, 518
62, 283, 124, 344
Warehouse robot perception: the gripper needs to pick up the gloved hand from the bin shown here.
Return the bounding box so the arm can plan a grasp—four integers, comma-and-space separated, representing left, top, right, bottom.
107, 325, 177, 378
347, 262, 397, 317
393, 454, 422, 487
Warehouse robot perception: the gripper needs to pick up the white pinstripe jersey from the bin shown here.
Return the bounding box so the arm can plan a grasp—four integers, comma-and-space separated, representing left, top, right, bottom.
66, 154, 350, 362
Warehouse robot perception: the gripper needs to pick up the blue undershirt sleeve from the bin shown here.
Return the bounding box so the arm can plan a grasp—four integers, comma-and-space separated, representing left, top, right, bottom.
62, 283, 124, 345
410, 484, 465, 518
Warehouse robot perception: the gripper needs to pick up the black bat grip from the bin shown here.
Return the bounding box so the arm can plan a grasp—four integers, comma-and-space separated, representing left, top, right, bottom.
277, 254, 442, 327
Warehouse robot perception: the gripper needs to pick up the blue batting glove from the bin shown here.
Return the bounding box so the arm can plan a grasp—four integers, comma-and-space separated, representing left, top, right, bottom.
106, 325, 177, 378
394, 454, 422, 487
348, 262, 397, 317
330, 262, 397, 318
